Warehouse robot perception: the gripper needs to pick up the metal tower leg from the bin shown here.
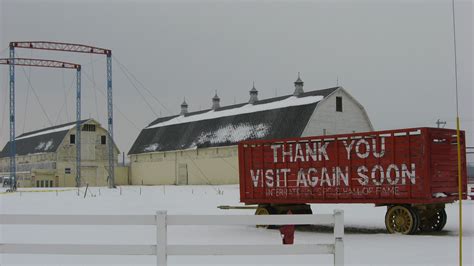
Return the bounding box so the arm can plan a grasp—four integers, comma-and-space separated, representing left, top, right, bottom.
9, 45, 16, 191
76, 67, 81, 187
106, 52, 115, 188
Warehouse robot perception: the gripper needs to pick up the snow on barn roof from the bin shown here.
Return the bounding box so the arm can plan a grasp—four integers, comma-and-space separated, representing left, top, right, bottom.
129, 87, 339, 155
147, 95, 323, 129
0, 120, 89, 157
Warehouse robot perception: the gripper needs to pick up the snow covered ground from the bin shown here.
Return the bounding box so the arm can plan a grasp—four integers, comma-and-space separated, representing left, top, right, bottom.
0, 185, 473, 265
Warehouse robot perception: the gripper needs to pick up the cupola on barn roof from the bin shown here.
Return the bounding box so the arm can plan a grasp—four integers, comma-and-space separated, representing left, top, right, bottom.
129, 85, 342, 155
249, 82, 258, 104
293, 72, 304, 96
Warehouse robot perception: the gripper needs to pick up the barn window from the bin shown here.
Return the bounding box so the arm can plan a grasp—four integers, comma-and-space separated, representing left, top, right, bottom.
101, 135, 106, 144
82, 124, 96, 132
336, 97, 343, 112
65, 168, 71, 174
70, 134, 76, 144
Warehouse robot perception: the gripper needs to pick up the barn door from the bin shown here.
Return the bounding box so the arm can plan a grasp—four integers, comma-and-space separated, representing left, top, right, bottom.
177, 163, 188, 185
81, 166, 98, 186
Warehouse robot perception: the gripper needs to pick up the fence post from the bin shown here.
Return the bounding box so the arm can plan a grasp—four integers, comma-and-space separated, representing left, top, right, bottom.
333, 209, 344, 266
156, 211, 167, 266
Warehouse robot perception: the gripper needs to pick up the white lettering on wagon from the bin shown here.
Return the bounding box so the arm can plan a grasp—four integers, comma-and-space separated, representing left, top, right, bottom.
251, 163, 417, 188
251, 136, 417, 189
271, 142, 329, 163
356, 163, 417, 186
344, 137, 386, 159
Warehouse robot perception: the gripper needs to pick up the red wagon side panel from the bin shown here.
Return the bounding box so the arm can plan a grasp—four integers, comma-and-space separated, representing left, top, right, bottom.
239, 128, 467, 205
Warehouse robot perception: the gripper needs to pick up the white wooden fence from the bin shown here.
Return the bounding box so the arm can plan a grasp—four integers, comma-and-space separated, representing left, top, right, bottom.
0, 210, 344, 266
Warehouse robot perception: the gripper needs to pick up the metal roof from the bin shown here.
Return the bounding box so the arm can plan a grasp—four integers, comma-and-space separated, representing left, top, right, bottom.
0, 120, 88, 157
129, 87, 339, 155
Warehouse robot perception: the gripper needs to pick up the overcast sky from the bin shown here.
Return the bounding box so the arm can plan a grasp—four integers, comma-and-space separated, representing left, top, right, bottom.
0, 0, 472, 159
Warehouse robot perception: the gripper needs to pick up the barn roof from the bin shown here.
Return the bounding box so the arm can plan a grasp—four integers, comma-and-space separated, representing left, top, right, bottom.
128, 87, 339, 155
0, 120, 89, 157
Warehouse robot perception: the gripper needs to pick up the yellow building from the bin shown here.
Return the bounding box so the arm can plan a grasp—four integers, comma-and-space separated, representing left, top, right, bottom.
0, 119, 129, 187
128, 76, 373, 185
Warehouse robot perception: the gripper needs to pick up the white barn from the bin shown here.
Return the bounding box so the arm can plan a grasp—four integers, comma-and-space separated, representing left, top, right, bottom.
0, 119, 129, 187
128, 76, 373, 185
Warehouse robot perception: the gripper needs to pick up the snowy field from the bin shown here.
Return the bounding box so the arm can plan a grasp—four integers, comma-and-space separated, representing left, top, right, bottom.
0, 185, 473, 266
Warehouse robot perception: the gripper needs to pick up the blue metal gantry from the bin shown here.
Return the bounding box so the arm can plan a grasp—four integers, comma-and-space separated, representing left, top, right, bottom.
9, 41, 115, 188
0, 56, 81, 190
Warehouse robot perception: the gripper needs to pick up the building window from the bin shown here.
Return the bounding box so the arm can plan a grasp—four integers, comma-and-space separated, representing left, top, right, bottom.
40, 180, 44, 187
70, 134, 76, 144
82, 124, 96, 132
101, 135, 106, 144
65, 168, 71, 174
336, 97, 343, 112
36, 180, 40, 187
50, 180, 53, 187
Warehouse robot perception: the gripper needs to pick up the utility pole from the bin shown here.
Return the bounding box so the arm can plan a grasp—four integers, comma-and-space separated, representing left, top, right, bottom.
436, 119, 446, 128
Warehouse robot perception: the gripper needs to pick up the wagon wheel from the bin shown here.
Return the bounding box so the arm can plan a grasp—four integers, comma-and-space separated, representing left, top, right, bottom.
385, 205, 419, 235
433, 208, 447, 231
408, 208, 420, 234
420, 208, 447, 232
255, 206, 274, 228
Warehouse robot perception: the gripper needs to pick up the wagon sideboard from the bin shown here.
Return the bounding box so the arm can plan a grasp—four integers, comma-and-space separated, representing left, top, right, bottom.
239, 127, 468, 205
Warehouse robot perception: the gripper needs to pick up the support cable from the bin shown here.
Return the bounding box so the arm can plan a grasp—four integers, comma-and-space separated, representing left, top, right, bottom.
21, 77, 30, 133
55, 75, 76, 124
114, 58, 159, 117
90, 54, 100, 120
54, 57, 103, 124
23, 50, 32, 132
0, 47, 9, 56
219, 156, 239, 172
0, 78, 7, 144
113, 55, 171, 115
81, 70, 140, 130
19, 66, 53, 126
61, 68, 70, 123
182, 152, 220, 193
1, 48, 10, 142
451, 0, 463, 265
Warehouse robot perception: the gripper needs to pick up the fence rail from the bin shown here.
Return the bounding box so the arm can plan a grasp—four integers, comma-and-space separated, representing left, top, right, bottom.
0, 210, 344, 266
